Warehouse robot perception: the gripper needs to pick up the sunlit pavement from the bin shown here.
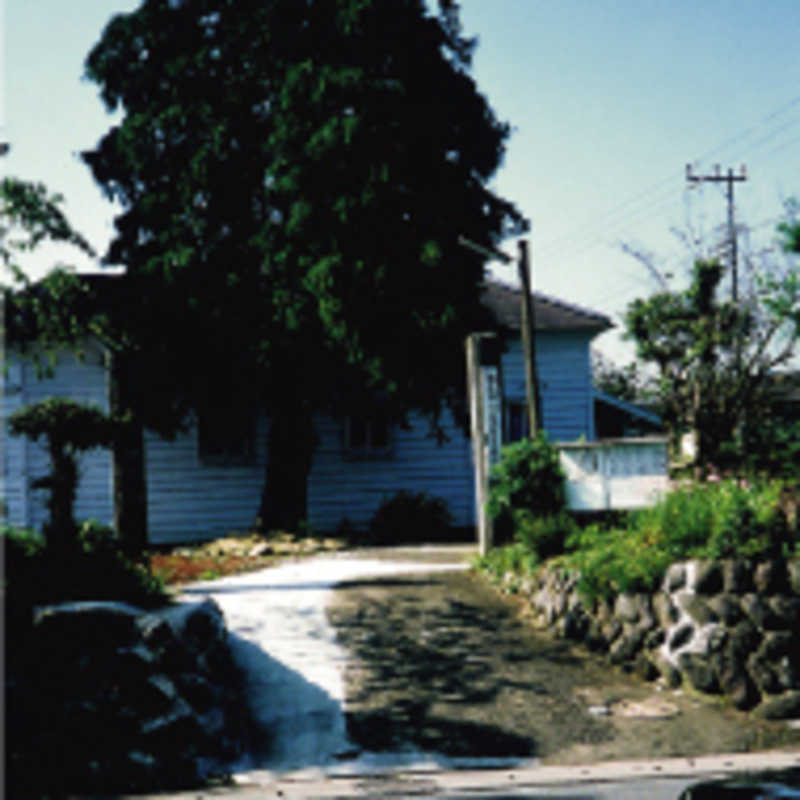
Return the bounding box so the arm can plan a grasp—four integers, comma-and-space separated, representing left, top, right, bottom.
177, 545, 476, 778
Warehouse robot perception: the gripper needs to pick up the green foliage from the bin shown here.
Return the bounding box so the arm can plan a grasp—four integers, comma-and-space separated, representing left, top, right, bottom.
81, 0, 526, 529
1, 177, 94, 282
778, 200, 800, 254
624, 211, 800, 477
8, 397, 116, 451
3, 523, 168, 641
563, 480, 797, 601
738, 418, 800, 479
368, 490, 453, 545
566, 523, 675, 601
1, 524, 45, 559
487, 434, 567, 542
76, 519, 121, 555
473, 540, 539, 592
477, 480, 798, 603
513, 510, 578, 564
592, 351, 660, 408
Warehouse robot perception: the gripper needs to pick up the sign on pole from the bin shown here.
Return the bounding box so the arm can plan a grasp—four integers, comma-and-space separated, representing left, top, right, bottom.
466, 333, 504, 556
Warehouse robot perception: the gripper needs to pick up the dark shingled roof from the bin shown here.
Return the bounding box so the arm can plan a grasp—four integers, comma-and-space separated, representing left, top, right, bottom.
482, 281, 613, 332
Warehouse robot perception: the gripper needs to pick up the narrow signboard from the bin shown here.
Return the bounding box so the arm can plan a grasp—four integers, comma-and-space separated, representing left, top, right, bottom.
483, 366, 503, 468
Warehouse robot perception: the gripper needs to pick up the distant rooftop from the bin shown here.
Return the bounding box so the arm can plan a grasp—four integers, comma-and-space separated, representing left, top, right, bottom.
482, 281, 613, 333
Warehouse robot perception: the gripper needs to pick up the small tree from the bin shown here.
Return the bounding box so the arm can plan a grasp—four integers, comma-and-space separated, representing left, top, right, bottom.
8, 398, 115, 551
622, 202, 800, 477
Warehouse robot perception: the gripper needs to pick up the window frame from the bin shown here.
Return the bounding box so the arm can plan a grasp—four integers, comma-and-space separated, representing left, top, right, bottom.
342, 408, 394, 460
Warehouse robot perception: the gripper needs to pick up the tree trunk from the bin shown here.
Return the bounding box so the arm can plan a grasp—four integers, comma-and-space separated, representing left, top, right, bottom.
43, 443, 78, 554
259, 399, 315, 533
109, 350, 148, 555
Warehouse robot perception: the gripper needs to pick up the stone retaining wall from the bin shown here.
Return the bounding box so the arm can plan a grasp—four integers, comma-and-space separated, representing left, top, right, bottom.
512, 558, 800, 718
7, 598, 248, 795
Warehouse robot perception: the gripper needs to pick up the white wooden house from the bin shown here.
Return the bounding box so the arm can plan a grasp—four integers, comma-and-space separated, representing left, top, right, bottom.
3, 282, 637, 543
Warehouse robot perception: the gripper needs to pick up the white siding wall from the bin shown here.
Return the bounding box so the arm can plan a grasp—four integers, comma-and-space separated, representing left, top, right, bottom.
307, 407, 474, 533
2, 346, 113, 530
145, 416, 269, 544
4, 327, 601, 541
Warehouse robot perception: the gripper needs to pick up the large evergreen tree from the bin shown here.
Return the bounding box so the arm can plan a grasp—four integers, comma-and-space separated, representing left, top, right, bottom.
82, 0, 525, 530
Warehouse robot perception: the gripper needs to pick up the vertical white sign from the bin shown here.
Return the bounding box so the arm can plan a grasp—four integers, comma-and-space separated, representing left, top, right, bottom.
483, 366, 503, 467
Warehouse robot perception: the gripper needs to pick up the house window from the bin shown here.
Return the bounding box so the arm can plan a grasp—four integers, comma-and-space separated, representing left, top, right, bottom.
344, 409, 393, 459
506, 400, 529, 443
198, 406, 256, 465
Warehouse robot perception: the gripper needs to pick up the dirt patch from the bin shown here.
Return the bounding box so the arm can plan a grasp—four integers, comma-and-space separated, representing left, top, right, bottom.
327, 569, 800, 765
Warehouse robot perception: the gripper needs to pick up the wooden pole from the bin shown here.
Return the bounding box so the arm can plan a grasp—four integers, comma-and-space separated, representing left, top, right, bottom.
518, 239, 541, 438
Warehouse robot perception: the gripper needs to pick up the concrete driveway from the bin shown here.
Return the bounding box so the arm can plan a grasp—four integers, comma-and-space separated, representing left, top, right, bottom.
178, 545, 475, 782
119, 543, 800, 798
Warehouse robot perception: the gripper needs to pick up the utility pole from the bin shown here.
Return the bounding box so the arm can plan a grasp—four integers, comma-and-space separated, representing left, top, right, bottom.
458, 234, 541, 436
517, 239, 541, 437
685, 164, 748, 470
685, 164, 747, 301
458, 234, 540, 554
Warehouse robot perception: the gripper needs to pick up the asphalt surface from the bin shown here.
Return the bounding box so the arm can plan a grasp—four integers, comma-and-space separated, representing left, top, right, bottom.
96, 545, 800, 798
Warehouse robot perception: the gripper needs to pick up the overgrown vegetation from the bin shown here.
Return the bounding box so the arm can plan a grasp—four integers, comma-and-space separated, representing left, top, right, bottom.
476, 479, 800, 601
486, 434, 566, 544
367, 490, 454, 545
3, 521, 168, 640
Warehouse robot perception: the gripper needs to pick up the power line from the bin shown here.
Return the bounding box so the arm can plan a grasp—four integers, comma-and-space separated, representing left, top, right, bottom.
533, 96, 800, 269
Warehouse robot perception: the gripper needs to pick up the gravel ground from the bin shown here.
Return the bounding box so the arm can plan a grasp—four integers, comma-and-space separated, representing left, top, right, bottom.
327, 566, 800, 766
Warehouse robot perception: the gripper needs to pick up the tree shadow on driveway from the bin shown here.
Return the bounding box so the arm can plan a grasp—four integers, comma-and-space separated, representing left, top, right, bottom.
328, 571, 611, 761
328, 569, 800, 767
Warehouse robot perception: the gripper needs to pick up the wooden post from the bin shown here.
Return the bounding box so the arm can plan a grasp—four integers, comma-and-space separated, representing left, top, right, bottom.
518, 239, 541, 438
466, 332, 503, 556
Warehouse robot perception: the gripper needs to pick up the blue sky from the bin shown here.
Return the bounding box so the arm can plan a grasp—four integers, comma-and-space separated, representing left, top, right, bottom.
3, 0, 799, 362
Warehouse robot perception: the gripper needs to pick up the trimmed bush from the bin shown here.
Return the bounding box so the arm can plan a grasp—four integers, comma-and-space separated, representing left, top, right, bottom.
8, 398, 116, 549
368, 490, 453, 545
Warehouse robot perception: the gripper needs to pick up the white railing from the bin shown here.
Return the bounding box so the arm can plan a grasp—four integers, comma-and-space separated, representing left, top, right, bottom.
558, 437, 669, 511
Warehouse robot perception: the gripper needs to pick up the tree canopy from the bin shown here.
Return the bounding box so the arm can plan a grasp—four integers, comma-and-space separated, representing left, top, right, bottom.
82, 0, 526, 528
623, 211, 800, 477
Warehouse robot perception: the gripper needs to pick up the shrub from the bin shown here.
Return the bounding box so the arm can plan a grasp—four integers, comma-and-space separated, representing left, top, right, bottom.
477, 479, 799, 604
473, 540, 539, 591
3, 522, 168, 641
513, 510, 577, 564
368, 490, 453, 545
563, 479, 797, 602
487, 433, 566, 543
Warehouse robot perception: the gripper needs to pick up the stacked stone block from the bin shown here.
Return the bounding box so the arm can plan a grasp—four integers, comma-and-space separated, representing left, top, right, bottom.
514, 559, 800, 717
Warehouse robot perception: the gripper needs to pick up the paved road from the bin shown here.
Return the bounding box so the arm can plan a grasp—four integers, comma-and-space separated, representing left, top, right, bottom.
125, 545, 800, 798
